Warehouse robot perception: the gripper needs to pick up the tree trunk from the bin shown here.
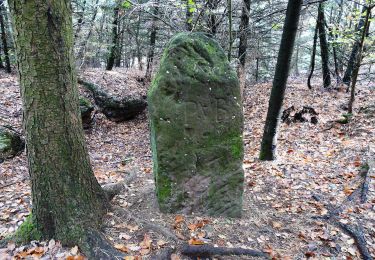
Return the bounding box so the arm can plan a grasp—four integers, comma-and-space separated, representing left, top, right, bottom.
348, 6, 372, 114
227, 0, 232, 61
207, 0, 218, 35
343, 6, 368, 85
259, 0, 303, 161
115, 17, 123, 68
145, 0, 159, 80
106, 6, 120, 70
307, 17, 319, 90
76, 0, 100, 68
0, 2, 11, 73
74, 0, 87, 39
186, 0, 193, 31
238, 0, 250, 67
317, 3, 331, 88
8, 1, 121, 258
237, 0, 250, 98
0, 40, 3, 69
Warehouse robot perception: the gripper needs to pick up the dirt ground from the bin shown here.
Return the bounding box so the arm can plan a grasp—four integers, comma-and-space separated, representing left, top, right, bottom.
0, 68, 374, 259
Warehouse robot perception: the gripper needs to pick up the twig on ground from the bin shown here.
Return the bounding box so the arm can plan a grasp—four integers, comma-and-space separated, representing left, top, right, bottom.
0, 178, 27, 190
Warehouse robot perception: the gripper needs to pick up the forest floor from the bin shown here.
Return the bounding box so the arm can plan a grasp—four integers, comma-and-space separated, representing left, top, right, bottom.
0, 68, 374, 259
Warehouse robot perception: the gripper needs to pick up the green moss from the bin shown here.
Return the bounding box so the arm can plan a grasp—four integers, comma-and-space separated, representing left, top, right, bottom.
157, 174, 172, 205
0, 133, 12, 153
11, 215, 42, 245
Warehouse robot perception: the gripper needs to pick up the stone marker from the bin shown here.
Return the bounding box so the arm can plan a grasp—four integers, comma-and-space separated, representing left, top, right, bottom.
148, 32, 244, 217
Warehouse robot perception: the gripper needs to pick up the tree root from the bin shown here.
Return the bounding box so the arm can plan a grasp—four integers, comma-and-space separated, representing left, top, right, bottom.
81, 229, 125, 259
336, 223, 372, 260
181, 244, 268, 258
113, 205, 180, 242
311, 150, 374, 260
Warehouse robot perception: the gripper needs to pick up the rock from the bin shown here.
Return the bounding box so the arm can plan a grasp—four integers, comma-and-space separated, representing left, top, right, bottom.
78, 79, 147, 122
79, 97, 94, 128
0, 126, 25, 161
148, 32, 244, 217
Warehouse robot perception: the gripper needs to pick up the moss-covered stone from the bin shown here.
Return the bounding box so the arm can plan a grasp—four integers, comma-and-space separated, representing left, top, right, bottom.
148, 32, 244, 217
78, 79, 147, 122
0, 126, 25, 161
79, 97, 94, 128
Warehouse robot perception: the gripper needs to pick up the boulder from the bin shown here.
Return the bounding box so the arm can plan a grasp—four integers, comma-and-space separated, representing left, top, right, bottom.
78, 79, 147, 122
0, 126, 25, 161
148, 32, 244, 217
79, 97, 94, 128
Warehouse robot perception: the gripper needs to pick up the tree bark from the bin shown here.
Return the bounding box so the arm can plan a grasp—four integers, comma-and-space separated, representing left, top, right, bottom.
8, 0, 117, 257
317, 3, 331, 88
238, 0, 250, 67
106, 6, 120, 70
207, 0, 219, 35
185, 0, 193, 31
348, 6, 372, 114
343, 6, 368, 85
227, 0, 232, 61
259, 0, 303, 161
145, 0, 159, 80
307, 16, 319, 89
0, 1, 11, 73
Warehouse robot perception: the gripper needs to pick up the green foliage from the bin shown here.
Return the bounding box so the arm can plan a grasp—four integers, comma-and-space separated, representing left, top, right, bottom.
122, 0, 132, 9
11, 215, 42, 245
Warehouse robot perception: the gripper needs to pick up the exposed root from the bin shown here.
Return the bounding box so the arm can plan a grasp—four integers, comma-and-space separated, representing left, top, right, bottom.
113, 205, 180, 242
336, 223, 372, 260
180, 244, 268, 258
311, 151, 373, 260
81, 229, 125, 259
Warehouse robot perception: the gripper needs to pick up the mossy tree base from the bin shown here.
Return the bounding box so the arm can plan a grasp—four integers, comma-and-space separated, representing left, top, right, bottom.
148, 33, 244, 217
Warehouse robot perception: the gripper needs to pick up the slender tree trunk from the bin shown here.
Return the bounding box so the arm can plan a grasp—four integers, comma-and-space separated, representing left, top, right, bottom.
294, 21, 303, 76
343, 6, 368, 85
145, 0, 159, 80
227, 0, 232, 61
135, 11, 143, 71
0, 44, 3, 69
207, 0, 218, 35
76, 0, 100, 68
74, 0, 86, 39
307, 18, 319, 90
186, 0, 193, 31
115, 18, 123, 67
0, 2, 11, 73
106, 6, 120, 70
237, 0, 250, 97
348, 6, 372, 114
318, 3, 331, 88
8, 1, 122, 258
259, 0, 303, 161
238, 0, 250, 67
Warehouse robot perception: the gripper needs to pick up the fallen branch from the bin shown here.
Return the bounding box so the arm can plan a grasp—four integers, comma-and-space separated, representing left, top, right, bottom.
0, 178, 27, 190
